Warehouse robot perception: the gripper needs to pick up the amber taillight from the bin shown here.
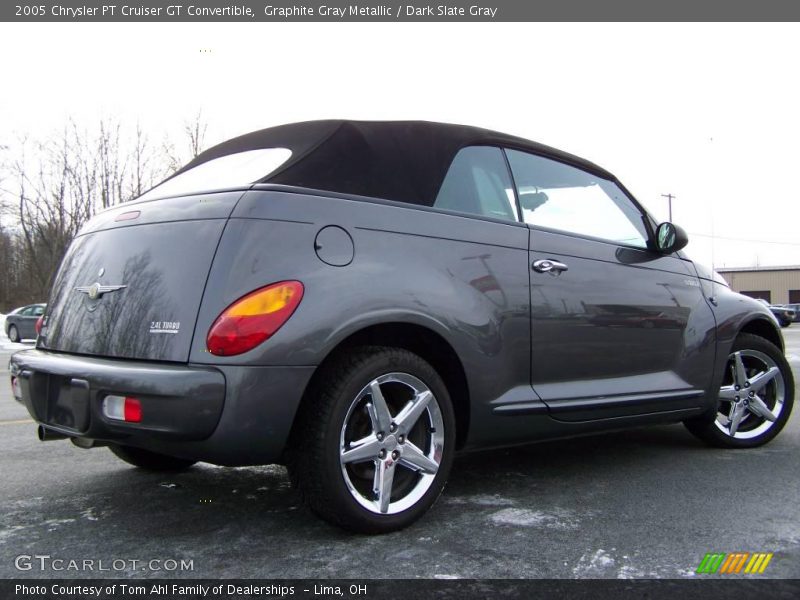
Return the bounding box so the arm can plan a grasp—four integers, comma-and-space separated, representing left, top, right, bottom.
206, 281, 304, 356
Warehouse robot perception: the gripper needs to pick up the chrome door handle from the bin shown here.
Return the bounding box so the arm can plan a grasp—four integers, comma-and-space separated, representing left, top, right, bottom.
532, 259, 568, 274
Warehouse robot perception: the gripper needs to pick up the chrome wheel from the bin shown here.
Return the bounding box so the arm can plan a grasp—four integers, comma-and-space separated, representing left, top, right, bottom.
339, 372, 445, 515
714, 349, 786, 439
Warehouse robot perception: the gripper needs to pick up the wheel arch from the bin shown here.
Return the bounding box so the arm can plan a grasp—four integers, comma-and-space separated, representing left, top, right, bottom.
738, 316, 784, 352
690, 312, 784, 421
292, 321, 471, 450
685, 328, 794, 447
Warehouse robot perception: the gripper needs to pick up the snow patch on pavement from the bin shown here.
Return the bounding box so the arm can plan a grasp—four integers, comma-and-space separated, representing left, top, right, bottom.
447, 494, 515, 507
44, 518, 77, 531
0, 524, 29, 545
80, 507, 100, 521
572, 549, 616, 577
489, 507, 579, 529
572, 549, 680, 579
446, 492, 586, 530
616, 564, 647, 579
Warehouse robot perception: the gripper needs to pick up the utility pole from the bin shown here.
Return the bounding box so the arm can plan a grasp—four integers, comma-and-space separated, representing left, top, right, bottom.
661, 193, 675, 222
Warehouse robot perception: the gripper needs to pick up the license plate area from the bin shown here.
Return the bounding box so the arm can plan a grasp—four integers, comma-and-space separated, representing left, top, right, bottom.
24, 372, 91, 433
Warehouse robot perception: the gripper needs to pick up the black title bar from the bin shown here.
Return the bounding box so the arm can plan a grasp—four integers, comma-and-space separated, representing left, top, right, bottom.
4, 0, 800, 22
4, 579, 800, 600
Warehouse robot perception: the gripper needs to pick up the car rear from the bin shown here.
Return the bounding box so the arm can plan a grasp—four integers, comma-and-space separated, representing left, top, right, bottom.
10, 193, 241, 447
9, 193, 314, 464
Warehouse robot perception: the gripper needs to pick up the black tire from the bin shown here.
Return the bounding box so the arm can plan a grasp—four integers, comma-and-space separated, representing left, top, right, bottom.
109, 444, 197, 471
8, 325, 20, 343
684, 333, 794, 448
288, 346, 456, 534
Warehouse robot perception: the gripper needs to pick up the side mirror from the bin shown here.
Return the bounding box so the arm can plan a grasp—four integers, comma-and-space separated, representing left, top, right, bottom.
655, 222, 689, 254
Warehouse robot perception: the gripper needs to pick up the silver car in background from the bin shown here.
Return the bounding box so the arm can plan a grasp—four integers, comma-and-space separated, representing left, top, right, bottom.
4, 303, 45, 342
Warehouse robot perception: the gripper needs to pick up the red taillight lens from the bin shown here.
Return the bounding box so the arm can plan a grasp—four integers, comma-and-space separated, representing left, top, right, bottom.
35, 316, 43, 335
207, 280, 304, 356
124, 397, 142, 423
103, 395, 142, 423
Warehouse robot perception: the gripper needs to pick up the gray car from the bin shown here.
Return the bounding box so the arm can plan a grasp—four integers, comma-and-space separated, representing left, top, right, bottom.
4, 303, 45, 342
756, 298, 795, 327
10, 121, 795, 533
784, 303, 800, 322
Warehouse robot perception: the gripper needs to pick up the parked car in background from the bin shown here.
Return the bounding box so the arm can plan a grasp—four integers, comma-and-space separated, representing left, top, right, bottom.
4, 303, 46, 342
783, 303, 800, 322
756, 299, 795, 327
9, 120, 795, 533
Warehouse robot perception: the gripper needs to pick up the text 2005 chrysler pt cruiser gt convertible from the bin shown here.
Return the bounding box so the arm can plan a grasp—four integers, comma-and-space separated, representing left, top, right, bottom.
10, 120, 794, 533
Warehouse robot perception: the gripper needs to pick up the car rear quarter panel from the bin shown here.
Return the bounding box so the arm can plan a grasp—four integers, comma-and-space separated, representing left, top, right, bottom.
190, 189, 532, 445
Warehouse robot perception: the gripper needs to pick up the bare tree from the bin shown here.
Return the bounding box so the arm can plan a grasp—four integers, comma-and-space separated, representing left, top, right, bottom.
97, 119, 127, 210
0, 224, 15, 308
162, 110, 208, 173
130, 122, 154, 198
8, 130, 87, 299
0, 113, 211, 311
185, 110, 208, 159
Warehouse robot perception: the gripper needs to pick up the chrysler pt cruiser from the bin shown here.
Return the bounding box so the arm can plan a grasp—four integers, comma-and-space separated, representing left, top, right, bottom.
10, 120, 794, 533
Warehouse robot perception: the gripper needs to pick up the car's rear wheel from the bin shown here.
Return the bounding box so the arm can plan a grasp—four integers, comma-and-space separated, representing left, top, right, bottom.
684, 333, 794, 448
289, 346, 455, 533
109, 444, 197, 471
8, 325, 20, 343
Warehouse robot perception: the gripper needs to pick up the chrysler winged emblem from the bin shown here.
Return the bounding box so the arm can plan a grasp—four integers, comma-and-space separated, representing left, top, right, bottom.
75, 282, 127, 300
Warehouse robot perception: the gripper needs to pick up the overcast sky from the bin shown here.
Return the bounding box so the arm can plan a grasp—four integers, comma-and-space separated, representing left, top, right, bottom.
1, 22, 799, 269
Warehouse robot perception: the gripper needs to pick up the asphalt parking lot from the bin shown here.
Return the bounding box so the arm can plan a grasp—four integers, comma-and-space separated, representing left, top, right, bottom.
1, 330, 799, 580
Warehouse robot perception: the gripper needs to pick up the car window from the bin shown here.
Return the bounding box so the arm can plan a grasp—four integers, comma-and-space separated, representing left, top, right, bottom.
433, 146, 518, 222
31, 306, 44, 316
19, 306, 35, 316
505, 149, 649, 248
137, 148, 293, 202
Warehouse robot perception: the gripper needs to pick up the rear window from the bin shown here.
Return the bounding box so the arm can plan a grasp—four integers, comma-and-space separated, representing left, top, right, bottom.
138, 148, 292, 201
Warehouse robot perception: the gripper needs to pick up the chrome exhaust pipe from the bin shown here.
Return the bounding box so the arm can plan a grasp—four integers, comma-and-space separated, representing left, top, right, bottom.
37, 425, 68, 441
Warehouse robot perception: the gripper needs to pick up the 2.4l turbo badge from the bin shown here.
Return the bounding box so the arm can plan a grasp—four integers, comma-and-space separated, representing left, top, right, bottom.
149, 321, 180, 334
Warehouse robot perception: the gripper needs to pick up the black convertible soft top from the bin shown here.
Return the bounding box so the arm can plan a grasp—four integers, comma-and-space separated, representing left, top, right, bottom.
177, 120, 615, 207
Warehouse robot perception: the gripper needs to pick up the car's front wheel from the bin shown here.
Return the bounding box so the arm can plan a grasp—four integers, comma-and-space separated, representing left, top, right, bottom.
685, 333, 794, 448
109, 444, 197, 471
289, 346, 456, 533
7, 325, 20, 343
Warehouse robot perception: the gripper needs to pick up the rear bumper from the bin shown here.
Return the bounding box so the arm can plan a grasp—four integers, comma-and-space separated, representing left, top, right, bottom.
9, 349, 315, 465
10, 349, 226, 440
